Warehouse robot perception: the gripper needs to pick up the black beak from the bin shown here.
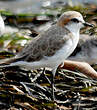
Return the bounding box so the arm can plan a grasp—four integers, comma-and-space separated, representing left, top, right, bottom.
83, 22, 94, 27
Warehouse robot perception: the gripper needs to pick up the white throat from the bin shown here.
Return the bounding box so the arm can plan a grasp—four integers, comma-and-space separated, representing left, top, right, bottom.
65, 23, 80, 36
65, 22, 80, 54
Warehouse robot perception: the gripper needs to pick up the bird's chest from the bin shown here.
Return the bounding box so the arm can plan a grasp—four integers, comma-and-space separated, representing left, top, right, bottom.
54, 34, 79, 60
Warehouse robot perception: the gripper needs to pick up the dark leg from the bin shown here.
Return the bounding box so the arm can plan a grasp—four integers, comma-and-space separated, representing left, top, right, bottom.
42, 68, 51, 84
52, 73, 55, 101
52, 67, 57, 101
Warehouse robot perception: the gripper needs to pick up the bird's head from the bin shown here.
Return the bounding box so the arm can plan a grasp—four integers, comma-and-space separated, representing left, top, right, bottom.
57, 11, 93, 33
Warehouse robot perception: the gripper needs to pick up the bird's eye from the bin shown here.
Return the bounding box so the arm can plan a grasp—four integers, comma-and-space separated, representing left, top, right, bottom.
71, 18, 79, 23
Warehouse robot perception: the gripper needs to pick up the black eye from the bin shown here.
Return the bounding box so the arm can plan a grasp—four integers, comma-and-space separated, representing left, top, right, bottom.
71, 18, 79, 23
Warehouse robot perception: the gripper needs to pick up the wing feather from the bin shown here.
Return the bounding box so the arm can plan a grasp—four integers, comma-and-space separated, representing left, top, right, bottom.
17, 24, 73, 62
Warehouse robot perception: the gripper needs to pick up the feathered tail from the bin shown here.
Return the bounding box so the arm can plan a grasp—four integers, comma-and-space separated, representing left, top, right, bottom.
0, 57, 23, 67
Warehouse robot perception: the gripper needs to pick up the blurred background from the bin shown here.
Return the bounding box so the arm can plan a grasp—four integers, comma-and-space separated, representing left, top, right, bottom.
0, 0, 97, 13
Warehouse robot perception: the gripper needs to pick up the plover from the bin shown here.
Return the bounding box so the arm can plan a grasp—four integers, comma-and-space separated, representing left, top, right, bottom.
0, 11, 93, 100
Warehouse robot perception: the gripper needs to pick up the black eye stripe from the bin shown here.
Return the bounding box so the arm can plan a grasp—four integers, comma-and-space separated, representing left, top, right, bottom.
71, 18, 79, 23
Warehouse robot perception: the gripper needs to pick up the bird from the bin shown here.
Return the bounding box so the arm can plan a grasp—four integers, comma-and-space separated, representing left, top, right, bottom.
0, 11, 93, 100
0, 14, 5, 36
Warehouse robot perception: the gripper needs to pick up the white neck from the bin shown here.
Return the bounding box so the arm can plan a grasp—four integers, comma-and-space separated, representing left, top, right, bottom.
65, 23, 80, 50
65, 23, 80, 36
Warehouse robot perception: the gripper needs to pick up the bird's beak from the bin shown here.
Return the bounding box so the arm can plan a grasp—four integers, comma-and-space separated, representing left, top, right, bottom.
83, 22, 94, 27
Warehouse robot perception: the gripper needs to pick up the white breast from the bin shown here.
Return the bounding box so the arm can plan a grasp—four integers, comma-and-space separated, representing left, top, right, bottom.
42, 33, 79, 68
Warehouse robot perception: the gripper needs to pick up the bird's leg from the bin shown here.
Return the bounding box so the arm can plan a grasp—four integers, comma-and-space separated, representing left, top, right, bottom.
51, 67, 57, 101
42, 68, 51, 84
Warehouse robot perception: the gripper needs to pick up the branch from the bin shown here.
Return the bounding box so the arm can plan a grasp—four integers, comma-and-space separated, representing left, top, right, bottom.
60, 60, 97, 79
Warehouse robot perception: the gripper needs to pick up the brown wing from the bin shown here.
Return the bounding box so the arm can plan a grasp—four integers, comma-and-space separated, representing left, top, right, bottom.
16, 24, 73, 62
